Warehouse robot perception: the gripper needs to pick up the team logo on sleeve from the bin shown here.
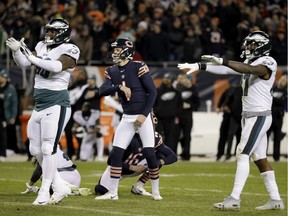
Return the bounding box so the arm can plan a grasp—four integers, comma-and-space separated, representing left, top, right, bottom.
138, 64, 149, 77
67, 48, 79, 54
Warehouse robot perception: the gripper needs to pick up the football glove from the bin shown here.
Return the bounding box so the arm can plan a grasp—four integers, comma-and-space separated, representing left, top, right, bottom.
20, 40, 33, 58
177, 63, 200, 74
6, 37, 24, 52
201, 55, 223, 65
21, 182, 39, 194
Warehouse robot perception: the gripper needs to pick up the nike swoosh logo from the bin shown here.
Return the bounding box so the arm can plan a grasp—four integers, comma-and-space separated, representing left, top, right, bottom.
38, 201, 47, 204
111, 195, 117, 199
46, 113, 52, 116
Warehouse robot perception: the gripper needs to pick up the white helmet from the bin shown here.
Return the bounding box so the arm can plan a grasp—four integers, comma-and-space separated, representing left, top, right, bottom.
44, 18, 71, 45
240, 31, 271, 60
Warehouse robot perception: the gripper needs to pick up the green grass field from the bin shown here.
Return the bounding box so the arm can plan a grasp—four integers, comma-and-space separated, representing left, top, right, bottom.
0, 160, 287, 216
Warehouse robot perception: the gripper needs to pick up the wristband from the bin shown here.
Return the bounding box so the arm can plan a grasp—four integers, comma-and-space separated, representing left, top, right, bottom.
198, 62, 207, 70
222, 59, 229, 66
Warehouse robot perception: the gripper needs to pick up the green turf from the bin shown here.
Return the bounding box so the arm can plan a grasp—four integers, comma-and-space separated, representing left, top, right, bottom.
0, 160, 287, 216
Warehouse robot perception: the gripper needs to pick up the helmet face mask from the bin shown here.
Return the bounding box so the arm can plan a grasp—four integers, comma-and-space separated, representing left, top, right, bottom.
240, 31, 271, 60
107, 38, 135, 63
44, 18, 71, 45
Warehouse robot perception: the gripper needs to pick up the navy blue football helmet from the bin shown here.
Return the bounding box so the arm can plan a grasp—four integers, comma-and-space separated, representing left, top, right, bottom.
108, 38, 135, 63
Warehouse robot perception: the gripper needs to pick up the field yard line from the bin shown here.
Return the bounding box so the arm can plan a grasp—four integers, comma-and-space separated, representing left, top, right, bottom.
3, 201, 151, 216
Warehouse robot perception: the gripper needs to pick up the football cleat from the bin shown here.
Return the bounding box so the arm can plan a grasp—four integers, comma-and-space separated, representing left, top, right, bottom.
21, 182, 39, 194
32, 188, 50, 205
255, 199, 284, 210
213, 196, 240, 210
152, 193, 163, 201
49, 184, 71, 204
95, 192, 118, 200
131, 184, 152, 196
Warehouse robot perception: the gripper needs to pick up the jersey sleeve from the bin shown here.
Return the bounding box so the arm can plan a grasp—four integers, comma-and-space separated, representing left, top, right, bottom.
260, 56, 277, 74
63, 44, 80, 61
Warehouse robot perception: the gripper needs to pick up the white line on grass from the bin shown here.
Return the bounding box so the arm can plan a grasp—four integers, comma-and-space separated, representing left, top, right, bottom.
3, 202, 152, 216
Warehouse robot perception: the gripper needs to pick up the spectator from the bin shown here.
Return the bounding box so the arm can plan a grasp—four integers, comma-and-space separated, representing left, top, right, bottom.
267, 74, 287, 161
72, 102, 103, 161
175, 73, 200, 160
182, 27, 202, 62
145, 21, 169, 61
154, 73, 182, 154
71, 24, 93, 65
168, 17, 185, 61
202, 16, 226, 57
270, 28, 287, 66
0, 69, 18, 155
66, 67, 88, 159
223, 85, 242, 161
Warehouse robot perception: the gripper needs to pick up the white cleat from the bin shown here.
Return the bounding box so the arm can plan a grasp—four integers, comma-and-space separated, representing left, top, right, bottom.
95, 192, 118, 200
213, 196, 240, 210
255, 199, 285, 210
152, 193, 163, 201
49, 184, 71, 204
32, 188, 50, 205
131, 184, 152, 196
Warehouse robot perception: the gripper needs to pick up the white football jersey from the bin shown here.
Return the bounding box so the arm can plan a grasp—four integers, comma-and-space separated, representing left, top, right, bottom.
55, 146, 73, 168
73, 109, 100, 132
241, 56, 277, 112
34, 41, 80, 91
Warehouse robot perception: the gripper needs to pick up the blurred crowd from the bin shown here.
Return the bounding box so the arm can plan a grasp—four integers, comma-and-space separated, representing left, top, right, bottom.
0, 0, 287, 65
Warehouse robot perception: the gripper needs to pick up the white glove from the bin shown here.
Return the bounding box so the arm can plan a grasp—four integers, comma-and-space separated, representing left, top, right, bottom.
20, 40, 33, 58
201, 55, 223, 65
21, 182, 39, 194
6, 37, 24, 52
177, 63, 200, 74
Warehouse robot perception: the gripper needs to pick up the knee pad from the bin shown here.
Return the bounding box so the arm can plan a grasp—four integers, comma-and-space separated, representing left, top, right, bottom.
95, 184, 108, 195
143, 147, 158, 169
41, 141, 54, 155
109, 146, 125, 167
236, 153, 249, 162
29, 142, 41, 156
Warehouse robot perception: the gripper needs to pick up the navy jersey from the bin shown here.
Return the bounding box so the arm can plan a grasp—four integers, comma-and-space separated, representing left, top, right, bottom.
99, 61, 157, 116
108, 132, 177, 175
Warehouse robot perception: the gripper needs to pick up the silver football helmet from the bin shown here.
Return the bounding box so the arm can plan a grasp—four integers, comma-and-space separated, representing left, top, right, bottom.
240, 31, 271, 60
44, 18, 71, 45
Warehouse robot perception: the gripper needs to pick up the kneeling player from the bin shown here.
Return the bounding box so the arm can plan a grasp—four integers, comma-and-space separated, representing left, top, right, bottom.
95, 131, 177, 196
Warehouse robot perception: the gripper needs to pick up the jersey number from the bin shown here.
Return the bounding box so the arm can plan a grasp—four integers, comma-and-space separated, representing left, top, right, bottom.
35, 56, 51, 78
36, 67, 50, 78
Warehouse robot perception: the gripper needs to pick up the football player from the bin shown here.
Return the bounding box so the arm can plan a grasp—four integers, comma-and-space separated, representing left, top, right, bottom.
178, 31, 284, 210
96, 38, 160, 200
72, 102, 104, 161
6, 18, 80, 205
95, 114, 177, 196
21, 145, 81, 194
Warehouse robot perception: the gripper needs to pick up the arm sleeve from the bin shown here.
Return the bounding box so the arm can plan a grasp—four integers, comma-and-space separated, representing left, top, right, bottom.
156, 144, 178, 165
140, 74, 157, 116
12, 50, 31, 67
28, 55, 62, 73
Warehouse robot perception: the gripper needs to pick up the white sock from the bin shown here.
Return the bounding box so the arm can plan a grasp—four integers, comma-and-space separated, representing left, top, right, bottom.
151, 179, 160, 195
136, 181, 144, 187
260, 170, 281, 200
109, 178, 120, 195
41, 154, 56, 191
231, 154, 250, 200
96, 137, 104, 158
